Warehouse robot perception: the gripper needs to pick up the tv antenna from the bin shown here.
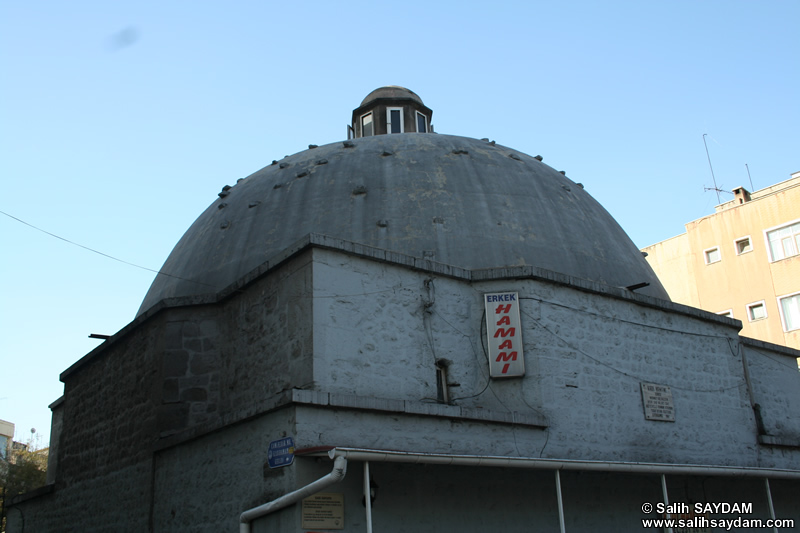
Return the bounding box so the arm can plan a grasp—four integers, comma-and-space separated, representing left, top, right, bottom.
703, 134, 721, 203
745, 163, 755, 191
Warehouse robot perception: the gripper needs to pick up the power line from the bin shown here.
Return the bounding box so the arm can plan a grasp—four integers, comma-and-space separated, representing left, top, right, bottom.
521, 307, 747, 394
0, 209, 213, 287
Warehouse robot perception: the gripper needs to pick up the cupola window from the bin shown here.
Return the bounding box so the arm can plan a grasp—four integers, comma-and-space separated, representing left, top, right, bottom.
361, 112, 374, 137
351, 87, 433, 137
416, 111, 428, 133
387, 107, 404, 134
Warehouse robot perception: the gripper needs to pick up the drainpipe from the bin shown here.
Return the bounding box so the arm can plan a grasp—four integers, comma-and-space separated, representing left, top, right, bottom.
239, 455, 347, 533
739, 343, 768, 436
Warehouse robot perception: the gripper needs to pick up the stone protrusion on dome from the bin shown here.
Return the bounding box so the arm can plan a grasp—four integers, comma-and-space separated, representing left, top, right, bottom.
350, 86, 433, 138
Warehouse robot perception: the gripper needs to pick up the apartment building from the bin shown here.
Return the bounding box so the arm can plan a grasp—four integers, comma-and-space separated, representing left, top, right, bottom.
643, 171, 800, 351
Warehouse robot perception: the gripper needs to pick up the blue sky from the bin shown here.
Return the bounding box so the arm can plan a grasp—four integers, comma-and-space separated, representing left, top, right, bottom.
2, 0, 798, 445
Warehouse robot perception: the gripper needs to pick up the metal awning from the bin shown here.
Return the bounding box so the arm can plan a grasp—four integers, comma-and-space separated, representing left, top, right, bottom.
241, 447, 796, 533
298, 446, 800, 480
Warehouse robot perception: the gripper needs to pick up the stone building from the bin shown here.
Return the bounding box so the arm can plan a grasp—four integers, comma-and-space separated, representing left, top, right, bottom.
642, 173, 800, 353
8, 87, 800, 532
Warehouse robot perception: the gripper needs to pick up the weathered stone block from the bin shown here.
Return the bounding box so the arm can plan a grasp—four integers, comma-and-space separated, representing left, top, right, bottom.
179, 375, 210, 389
190, 353, 216, 375
165, 322, 183, 350
163, 350, 189, 377
183, 338, 203, 353
162, 378, 180, 404
157, 403, 190, 436
182, 322, 200, 337
181, 387, 208, 402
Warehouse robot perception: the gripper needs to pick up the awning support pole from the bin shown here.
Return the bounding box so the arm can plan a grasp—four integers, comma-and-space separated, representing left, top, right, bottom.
364, 461, 373, 533
555, 470, 566, 533
661, 474, 673, 533
765, 478, 778, 533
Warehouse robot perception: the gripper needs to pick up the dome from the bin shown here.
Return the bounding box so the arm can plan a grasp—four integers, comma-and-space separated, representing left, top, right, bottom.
360, 85, 424, 107
138, 133, 669, 315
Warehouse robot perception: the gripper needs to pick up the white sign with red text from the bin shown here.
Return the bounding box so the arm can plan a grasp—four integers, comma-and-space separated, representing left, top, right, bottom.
484, 292, 525, 378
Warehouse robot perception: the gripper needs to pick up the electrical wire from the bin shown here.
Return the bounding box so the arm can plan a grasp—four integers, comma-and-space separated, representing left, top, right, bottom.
1, 209, 214, 288
519, 295, 733, 340
449, 308, 491, 401
520, 307, 747, 394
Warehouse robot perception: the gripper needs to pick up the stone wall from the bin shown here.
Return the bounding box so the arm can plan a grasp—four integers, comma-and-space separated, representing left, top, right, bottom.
742, 336, 800, 462
11, 311, 166, 531
155, 250, 316, 441
153, 410, 299, 533
8, 251, 316, 532
308, 248, 798, 467
9, 241, 800, 532
45, 397, 63, 485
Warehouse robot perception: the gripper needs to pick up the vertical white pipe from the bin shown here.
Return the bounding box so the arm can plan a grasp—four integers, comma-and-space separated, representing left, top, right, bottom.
765, 478, 778, 533
364, 461, 373, 533
661, 474, 673, 533
555, 470, 566, 533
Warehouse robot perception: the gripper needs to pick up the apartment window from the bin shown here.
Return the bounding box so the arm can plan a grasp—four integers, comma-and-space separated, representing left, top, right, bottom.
416, 111, 428, 133
779, 293, 800, 332
746, 301, 767, 322
716, 310, 733, 319
734, 236, 752, 255
387, 107, 404, 134
361, 112, 374, 137
766, 221, 800, 261
704, 247, 721, 264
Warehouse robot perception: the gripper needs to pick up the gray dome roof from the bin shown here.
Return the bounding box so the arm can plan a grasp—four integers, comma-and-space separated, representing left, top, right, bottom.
360, 86, 424, 106
138, 133, 668, 315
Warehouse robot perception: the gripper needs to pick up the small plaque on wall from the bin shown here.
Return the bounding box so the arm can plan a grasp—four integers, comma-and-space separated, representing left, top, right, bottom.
301, 492, 345, 530
640, 382, 675, 422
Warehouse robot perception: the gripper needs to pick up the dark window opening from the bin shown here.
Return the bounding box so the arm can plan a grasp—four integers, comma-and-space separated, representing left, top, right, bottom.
417, 112, 427, 133
388, 108, 403, 134
361, 113, 373, 137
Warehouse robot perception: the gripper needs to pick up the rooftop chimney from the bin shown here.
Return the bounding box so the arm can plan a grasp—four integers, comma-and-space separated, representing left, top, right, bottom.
732, 186, 751, 205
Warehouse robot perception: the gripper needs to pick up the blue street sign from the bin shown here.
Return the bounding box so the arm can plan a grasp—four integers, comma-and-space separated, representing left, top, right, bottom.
267, 437, 295, 468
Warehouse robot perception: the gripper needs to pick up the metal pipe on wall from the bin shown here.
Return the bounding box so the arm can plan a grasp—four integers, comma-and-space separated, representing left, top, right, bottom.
239, 455, 347, 533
